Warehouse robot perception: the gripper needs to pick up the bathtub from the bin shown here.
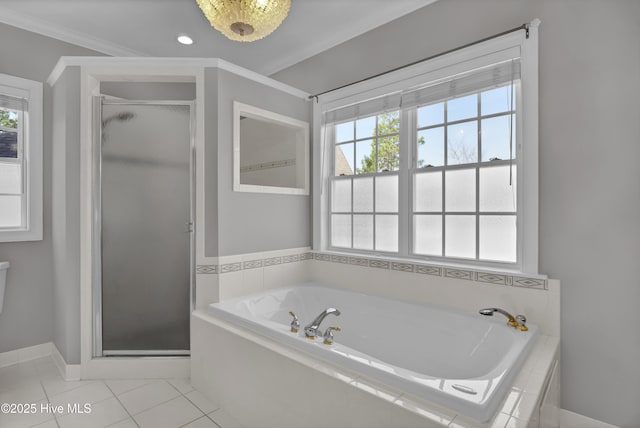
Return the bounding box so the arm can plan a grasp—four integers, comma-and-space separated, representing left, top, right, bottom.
206, 282, 538, 422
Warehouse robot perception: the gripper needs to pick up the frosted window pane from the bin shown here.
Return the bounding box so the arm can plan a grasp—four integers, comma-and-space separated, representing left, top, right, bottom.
331, 179, 351, 212
375, 175, 398, 213
355, 139, 374, 174
447, 122, 477, 165
414, 215, 442, 256
375, 215, 398, 252
417, 127, 444, 167
335, 121, 353, 143
331, 214, 351, 248
414, 171, 442, 212
447, 94, 477, 121
479, 166, 517, 212
376, 135, 399, 172
353, 177, 373, 212
0, 163, 21, 194
445, 169, 475, 212
353, 215, 373, 250
481, 115, 516, 162
335, 143, 354, 176
356, 116, 376, 139
481, 85, 513, 116
445, 215, 475, 259
480, 216, 516, 262
418, 103, 444, 128
0, 195, 22, 227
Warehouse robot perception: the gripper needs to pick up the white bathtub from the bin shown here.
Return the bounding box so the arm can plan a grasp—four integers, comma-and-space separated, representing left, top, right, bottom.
207, 282, 538, 422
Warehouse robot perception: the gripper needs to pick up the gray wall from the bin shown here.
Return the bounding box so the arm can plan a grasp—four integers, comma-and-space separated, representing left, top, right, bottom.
205, 69, 311, 256
100, 82, 196, 101
272, 1, 640, 426
51, 67, 83, 364
0, 23, 101, 355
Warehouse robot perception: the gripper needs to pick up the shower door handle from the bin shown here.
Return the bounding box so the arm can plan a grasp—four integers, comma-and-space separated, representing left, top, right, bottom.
185, 222, 193, 233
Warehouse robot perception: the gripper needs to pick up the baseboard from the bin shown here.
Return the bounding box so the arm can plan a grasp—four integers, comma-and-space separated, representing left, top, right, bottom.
51, 344, 82, 381
0, 342, 52, 368
560, 409, 619, 428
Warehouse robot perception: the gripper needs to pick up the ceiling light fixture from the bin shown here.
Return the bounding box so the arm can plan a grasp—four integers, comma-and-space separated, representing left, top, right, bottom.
177, 34, 194, 45
196, 0, 291, 42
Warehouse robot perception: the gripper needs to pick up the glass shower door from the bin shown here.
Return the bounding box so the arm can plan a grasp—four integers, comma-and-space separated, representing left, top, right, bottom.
97, 101, 192, 355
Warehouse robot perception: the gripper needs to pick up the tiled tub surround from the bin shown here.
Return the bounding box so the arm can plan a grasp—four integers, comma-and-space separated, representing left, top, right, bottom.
207, 284, 539, 422
192, 307, 559, 428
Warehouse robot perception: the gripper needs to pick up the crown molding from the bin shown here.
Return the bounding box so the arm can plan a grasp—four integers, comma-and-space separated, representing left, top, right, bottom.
263, 0, 439, 76
46, 57, 311, 100
0, 6, 146, 57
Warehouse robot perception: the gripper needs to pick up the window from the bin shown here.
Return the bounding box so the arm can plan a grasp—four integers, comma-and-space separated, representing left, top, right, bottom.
317, 25, 539, 272
0, 73, 43, 242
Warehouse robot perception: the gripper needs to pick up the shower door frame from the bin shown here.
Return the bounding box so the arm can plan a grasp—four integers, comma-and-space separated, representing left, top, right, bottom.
92, 97, 196, 358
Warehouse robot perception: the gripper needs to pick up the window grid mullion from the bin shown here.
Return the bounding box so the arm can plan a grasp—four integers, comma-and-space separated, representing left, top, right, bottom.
475, 94, 481, 260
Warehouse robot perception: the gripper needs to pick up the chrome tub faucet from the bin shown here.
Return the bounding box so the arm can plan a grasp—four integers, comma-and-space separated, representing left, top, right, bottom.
304, 308, 340, 338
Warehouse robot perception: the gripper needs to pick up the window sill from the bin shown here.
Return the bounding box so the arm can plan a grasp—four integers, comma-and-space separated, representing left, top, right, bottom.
312, 249, 548, 290
0, 228, 43, 243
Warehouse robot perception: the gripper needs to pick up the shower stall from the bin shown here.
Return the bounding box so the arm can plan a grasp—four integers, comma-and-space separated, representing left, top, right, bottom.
92, 98, 194, 357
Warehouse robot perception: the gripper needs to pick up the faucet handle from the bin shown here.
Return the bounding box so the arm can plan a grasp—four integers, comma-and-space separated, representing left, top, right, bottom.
323, 327, 341, 345
515, 315, 528, 331
288, 311, 300, 333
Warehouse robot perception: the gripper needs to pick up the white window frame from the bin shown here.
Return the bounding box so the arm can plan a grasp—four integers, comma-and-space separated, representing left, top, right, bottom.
0, 73, 43, 242
313, 20, 539, 274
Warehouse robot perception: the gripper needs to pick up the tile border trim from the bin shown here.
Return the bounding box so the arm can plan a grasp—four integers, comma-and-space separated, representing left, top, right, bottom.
311, 251, 547, 290
197, 250, 547, 290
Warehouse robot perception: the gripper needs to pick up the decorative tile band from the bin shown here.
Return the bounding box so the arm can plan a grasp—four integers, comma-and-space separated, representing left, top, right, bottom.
196, 250, 312, 275
311, 252, 547, 290
197, 250, 548, 290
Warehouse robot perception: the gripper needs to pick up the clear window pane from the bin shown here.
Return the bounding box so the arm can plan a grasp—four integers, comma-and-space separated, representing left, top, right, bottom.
375, 215, 398, 252
0, 195, 22, 227
414, 171, 442, 212
375, 174, 398, 213
481, 115, 516, 162
0, 163, 22, 194
447, 94, 477, 122
418, 103, 444, 128
445, 169, 475, 212
377, 111, 399, 135
355, 139, 374, 174
481, 85, 513, 116
353, 214, 374, 250
447, 122, 477, 165
479, 216, 516, 262
353, 177, 373, 212
376, 135, 399, 172
479, 165, 517, 212
445, 215, 475, 259
414, 215, 442, 256
331, 214, 351, 248
0, 130, 18, 159
335, 121, 353, 143
356, 116, 376, 139
0, 109, 18, 129
331, 179, 351, 212
335, 143, 354, 176
417, 127, 444, 167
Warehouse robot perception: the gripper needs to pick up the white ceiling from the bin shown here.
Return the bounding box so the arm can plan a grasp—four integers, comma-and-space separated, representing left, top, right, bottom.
0, 0, 436, 76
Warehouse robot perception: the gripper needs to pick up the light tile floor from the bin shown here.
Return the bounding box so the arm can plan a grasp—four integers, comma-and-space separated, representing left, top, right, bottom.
0, 356, 244, 428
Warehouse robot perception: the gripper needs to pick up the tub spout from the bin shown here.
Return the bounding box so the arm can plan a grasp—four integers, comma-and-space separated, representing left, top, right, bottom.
304, 308, 340, 339
479, 308, 528, 331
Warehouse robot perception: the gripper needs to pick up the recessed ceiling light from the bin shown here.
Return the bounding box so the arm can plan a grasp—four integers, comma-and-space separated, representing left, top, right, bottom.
177, 34, 194, 45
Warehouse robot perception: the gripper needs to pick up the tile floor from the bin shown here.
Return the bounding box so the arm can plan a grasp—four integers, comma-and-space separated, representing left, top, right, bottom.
0, 356, 244, 428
